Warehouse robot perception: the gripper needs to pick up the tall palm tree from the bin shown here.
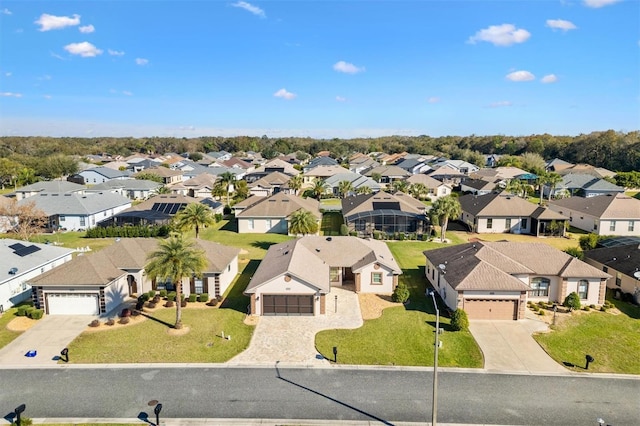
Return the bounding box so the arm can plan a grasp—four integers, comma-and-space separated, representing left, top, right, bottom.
218, 171, 236, 207
211, 182, 226, 200
311, 178, 328, 200
145, 235, 207, 329
430, 195, 462, 242
288, 209, 318, 235
546, 172, 563, 202
233, 179, 249, 201
536, 172, 549, 205
409, 183, 427, 200
391, 180, 409, 193
338, 180, 354, 198
505, 179, 528, 198
288, 175, 303, 196
173, 203, 215, 239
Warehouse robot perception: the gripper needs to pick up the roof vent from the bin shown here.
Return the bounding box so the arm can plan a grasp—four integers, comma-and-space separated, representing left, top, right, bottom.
8, 267, 18, 275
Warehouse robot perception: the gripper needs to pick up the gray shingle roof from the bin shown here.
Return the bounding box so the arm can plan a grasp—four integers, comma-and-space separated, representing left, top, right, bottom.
0, 239, 74, 285
342, 191, 426, 218
236, 192, 321, 219
17, 192, 131, 215
458, 192, 538, 217
88, 180, 161, 191
15, 181, 85, 194
80, 167, 130, 179
550, 194, 640, 219
584, 244, 640, 277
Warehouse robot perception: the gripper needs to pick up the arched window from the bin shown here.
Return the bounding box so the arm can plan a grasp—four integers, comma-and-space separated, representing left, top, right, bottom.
530, 277, 550, 297
578, 280, 589, 299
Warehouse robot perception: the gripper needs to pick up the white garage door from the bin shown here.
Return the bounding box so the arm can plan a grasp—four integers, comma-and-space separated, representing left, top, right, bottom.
47, 293, 100, 315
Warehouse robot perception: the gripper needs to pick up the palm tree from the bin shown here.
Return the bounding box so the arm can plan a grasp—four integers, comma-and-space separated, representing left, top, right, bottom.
233, 179, 249, 201
151, 185, 172, 196
288, 209, 318, 235
211, 182, 226, 200
145, 235, 207, 329
505, 179, 527, 198
391, 180, 409, 193
311, 178, 328, 200
430, 195, 462, 242
288, 175, 303, 196
356, 185, 372, 195
218, 171, 236, 207
546, 172, 563, 202
338, 180, 354, 198
173, 203, 215, 239
536, 172, 549, 205
409, 183, 427, 200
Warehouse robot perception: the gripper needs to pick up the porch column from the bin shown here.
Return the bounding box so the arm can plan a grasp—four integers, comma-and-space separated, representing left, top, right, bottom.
598, 279, 607, 305
250, 294, 256, 315
518, 292, 527, 320
393, 275, 399, 290
560, 278, 568, 302
355, 273, 361, 293
320, 294, 326, 314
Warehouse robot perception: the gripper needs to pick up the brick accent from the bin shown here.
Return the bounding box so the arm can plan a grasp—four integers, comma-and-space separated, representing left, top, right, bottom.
355, 273, 361, 292
518, 292, 527, 320
250, 294, 256, 315
320, 295, 326, 314
392, 275, 398, 290
560, 278, 568, 301
598, 279, 607, 305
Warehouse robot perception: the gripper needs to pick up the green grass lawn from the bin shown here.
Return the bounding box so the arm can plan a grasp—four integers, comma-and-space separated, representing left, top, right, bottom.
320, 211, 344, 236
320, 198, 342, 206
0, 306, 22, 349
534, 296, 640, 374
0, 231, 118, 254
315, 238, 483, 367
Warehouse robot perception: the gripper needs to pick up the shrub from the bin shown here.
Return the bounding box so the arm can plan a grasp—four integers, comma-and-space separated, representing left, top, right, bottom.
89, 319, 100, 327
397, 233, 405, 241
199, 293, 209, 303
579, 233, 599, 251
147, 290, 156, 298
339, 224, 349, 236
373, 231, 381, 240
147, 302, 156, 309
188, 294, 198, 303
538, 310, 545, 316
450, 309, 469, 331
564, 247, 584, 260
208, 298, 219, 307
421, 233, 429, 241
392, 282, 410, 303
139, 293, 150, 302
28, 309, 43, 320
167, 292, 176, 302
119, 317, 130, 325
589, 304, 596, 309
563, 292, 581, 311
11, 416, 33, 426
583, 306, 590, 311
600, 305, 608, 312
165, 300, 174, 307
217, 295, 223, 302
622, 292, 634, 303
106, 318, 115, 326
214, 213, 223, 222
159, 289, 168, 298
16, 305, 31, 317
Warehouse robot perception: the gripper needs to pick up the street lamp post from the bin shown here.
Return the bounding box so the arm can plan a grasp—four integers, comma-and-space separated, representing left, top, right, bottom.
429, 290, 439, 426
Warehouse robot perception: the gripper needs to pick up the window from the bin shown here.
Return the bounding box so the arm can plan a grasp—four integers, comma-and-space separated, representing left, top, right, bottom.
616, 272, 622, 287
578, 280, 589, 299
80, 217, 86, 226
330, 268, 341, 282
521, 218, 528, 229
60, 216, 65, 222
629, 221, 635, 232
266, 219, 272, 229
248, 219, 254, 230
530, 277, 550, 297
194, 277, 203, 294
371, 272, 382, 285
505, 218, 511, 229
609, 221, 616, 232
486, 218, 493, 229
602, 266, 608, 273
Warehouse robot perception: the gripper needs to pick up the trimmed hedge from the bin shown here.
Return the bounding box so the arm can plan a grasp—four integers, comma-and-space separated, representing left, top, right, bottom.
188, 294, 198, 303
85, 224, 170, 238
199, 293, 209, 303
29, 309, 44, 320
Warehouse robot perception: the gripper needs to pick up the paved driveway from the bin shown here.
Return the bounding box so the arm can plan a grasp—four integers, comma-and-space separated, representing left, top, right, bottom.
469, 319, 567, 373
228, 287, 363, 366
0, 315, 91, 367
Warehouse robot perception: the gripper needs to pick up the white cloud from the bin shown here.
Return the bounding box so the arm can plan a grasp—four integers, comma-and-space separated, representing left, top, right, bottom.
122, 91, 133, 96
135, 58, 149, 65
467, 24, 531, 46
336, 96, 347, 102
64, 42, 103, 57
79, 24, 95, 34
35, 13, 80, 31
333, 61, 365, 74
2, 8, 11, 15
232, 1, 266, 18
546, 19, 577, 31
427, 97, 441, 104
50, 51, 65, 60
506, 70, 535, 81
4, 72, 11, 77
541, 74, 558, 83
583, 0, 620, 8
38, 74, 52, 81
488, 101, 513, 108
108, 49, 125, 56
1, 92, 22, 98
43, 95, 52, 99
273, 88, 296, 100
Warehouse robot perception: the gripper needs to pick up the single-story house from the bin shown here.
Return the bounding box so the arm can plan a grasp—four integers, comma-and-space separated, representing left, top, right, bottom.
102, 194, 208, 226
17, 192, 132, 231
28, 238, 240, 315
427, 165, 466, 186
303, 156, 339, 173
134, 167, 183, 185
13, 181, 86, 201
245, 159, 300, 183
549, 194, 640, 236
68, 167, 131, 185
458, 192, 568, 236
245, 236, 402, 316
169, 173, 218, 198
424, 241, 610, 320
247, 171, 293, 197
544, 173, 625, 199
342, 191, 428, 237
0, 239, 74, 312
234, 192, 321, 234
363, 166, 411, 186
85, 179, 161, 200
431, 159, 479, 175
348, 155, 379, 175
395, 158, 432, 175
459, 178, 497, 196
302, 165, 350, 187
323, 172, 381, 197
557, 164, 616, 179
406, 174, 452, 200
584, 243, 640, 296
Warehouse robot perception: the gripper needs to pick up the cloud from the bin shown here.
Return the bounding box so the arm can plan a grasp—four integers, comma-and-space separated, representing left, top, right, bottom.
273, 88, 296, 100
232, 1, 266, 18
35, 13, 80, 31
4, 72, 11, 77
427, 97, 441, 104
1, 92, 22, 98
336, 96, 347, 102
541, 74, 558, 83
108, 49, 125, 56
467, 24, 531, 46
38, 74, 52, 81
333, 61, 365, 74
135, 58, 149, 65
1, 8, 11, 15
583, 0, 620, 8
79, 24, 95, 34
488, 101, 513, 108
64, 41, 103, 57
43, 95, 52, 99
122, 91, 133, 96
546, 19, 577, 31
506, 70, 535, 81
50, 51, 65, 60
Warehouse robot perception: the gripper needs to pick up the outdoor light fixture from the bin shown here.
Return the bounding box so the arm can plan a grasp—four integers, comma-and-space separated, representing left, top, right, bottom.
14, 404, 26, 426
154, 402, 163, 426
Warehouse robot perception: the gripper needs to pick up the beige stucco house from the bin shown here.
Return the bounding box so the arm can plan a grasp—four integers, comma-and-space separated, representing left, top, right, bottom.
234, 192, 321, 234
584, 242, 640, 296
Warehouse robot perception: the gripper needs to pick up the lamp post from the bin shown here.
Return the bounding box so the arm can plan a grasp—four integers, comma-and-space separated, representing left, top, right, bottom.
429, 290, 439, 426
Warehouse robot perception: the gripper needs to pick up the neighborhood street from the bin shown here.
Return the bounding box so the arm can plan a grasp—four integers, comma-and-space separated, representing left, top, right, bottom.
0, 366, 637, 425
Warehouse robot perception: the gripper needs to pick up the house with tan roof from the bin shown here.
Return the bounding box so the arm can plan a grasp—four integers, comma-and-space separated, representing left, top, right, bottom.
169, 173, 218, 198
245, 236, 402, 316
134, 166, 183, 185
234, 192, 321, 234
406, 174, 452, 200
549, 194, 640, 236
28, 238, 240, 315
248, 171, 293, 197
363, 165, 411, 187
246, 158, 300, 183
424, 241, 610, 320
302, 165, 350, 187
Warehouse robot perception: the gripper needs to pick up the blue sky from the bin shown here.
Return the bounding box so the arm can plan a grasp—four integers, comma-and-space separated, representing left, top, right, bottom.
0, 0, 638, 139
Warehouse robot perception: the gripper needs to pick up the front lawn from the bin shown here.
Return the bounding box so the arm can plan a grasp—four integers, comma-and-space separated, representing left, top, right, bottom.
0, 306, 22, 349
315, 238, 483, 367
457, 231, 579, 251
320, 211, 344, 236
534, 296, 640, 374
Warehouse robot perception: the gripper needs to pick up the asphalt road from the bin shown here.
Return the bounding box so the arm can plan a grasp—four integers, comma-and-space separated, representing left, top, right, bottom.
1, 367, 638, 425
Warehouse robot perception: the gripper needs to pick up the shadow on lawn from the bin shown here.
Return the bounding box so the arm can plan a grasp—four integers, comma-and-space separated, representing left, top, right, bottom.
139, 311, 175, 329
251, 240, 281, 251
219, 220, 238, 232
219, 259, 260, 313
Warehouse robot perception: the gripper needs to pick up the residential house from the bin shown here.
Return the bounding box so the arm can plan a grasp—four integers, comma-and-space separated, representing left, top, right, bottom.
245, 236, 402, 316
427, 165, 466, 186
405, 174, 452, 200
68, 167, 131, 185
86, 179, 161, 200
557, 164, 616, 179
303, 165, 349, 187
470, 166, 529, 185
484, 154, 502, 168
245, 159, 300, 183
220, 157, 254, 174
234, 192, 322, 234
546, 158, 574, 173
342, 191, 428, 237
363, 165, 411, 187
303, 156, 339, 173
28, 238, 240, 315
135, 167, 183, 185
248, 172, 293, 197
207, 151, 233, 162
458, 192, 568, 236
349, 156, 379, 175
13, 181, 86, 201
549, 194, 640, 236
584, 243, 640, 296
169, 173, 218, 198
459, 178, 497, 196
17, 192, 131, 231
395, 158, 432, 175
545, 173, 625, 198
103, 194, 208, 226
323, 173, 381, 197
432, 159, 479, 175
424, 241, 610, 320
0, 239, 74, 312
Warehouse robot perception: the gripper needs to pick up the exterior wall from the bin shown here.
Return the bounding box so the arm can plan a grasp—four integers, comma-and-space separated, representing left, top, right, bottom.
218, 256, 239, 296
546, 205, 637, 236
584, 258, 635, 294
249, 187, 270, 197
104, 276, 129, 313
564, 277, 602, 306
251, 275, 322, 316
475, 217, 532, 234
357, 263, 395, 294
525, 275, 561, 304
237, 217, 288, 234
79, 170, 116, 184
54, 203, 131, 230
39, 286, 101, 314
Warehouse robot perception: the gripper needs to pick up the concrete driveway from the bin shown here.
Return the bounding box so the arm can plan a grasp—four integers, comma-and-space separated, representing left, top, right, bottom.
0, 315, 91, 367
469, 319, 567, 373
228, 287, 363, 366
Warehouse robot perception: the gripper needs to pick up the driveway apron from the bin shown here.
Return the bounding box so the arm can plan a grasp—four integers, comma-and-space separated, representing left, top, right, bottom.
469, 319, 567, 373
0, 315, 91, 366
229, 287, 363, 365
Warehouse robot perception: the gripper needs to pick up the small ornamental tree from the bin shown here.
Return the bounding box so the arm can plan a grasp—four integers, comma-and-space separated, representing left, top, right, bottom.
563, 292, 581, 312
392, 282, 410, 303
579, 233, 599, 251
450, 309, 469, 331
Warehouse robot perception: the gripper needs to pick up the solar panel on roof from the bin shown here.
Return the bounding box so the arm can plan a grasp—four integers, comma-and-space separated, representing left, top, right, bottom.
14, 245, 42, 257
8, 243, 26, 251
168, 204, 181, 214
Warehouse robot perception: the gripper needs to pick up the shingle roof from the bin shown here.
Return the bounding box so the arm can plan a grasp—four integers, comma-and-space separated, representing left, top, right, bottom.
550, 194, 640, 219
323, 173, 381, 191
235, 192, 321, 219
406, 174, 448, 188
0, 239, 74, 285
364, 165, 411, 178
461, 178, 497, 191
16, 192, 131, 215
248, 171, 292, 189
89, 180, 161, 191
135, 166, 183, 178
342, 191, 426, 217
458, 192, 538, 217
15, 181, 85, 194
80, 167, 130, 179
584, 244, 640, 277
559, 173, 624, 192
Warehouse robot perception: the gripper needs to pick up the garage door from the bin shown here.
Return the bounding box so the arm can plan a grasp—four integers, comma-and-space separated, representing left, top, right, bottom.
262, 295, 314, 316
47, 293, 100, 315
463, 299, 518, 320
